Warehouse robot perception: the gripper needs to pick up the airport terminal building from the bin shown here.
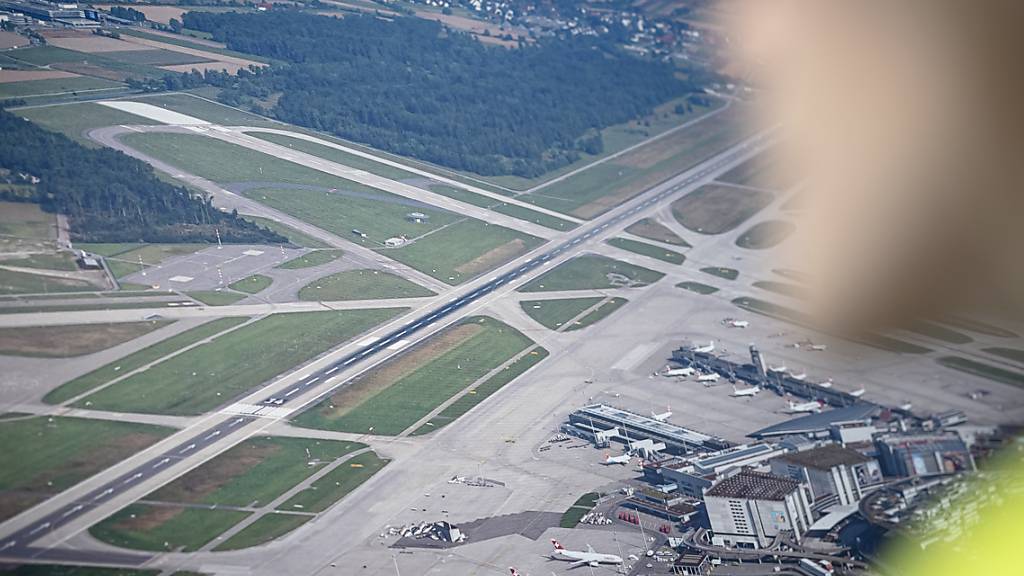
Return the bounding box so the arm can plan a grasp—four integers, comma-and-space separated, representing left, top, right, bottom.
566, 404, 731, 455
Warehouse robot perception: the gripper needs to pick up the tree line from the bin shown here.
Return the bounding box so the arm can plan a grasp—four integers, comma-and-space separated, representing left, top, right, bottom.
0, 108, 285, 244
173, 10, 692, 178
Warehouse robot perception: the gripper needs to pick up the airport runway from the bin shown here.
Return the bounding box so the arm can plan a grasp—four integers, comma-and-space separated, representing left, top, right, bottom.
0, 131, 772, 565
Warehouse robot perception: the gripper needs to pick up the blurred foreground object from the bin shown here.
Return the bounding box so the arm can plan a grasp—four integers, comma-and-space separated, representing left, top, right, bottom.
730, 1, 1023, 333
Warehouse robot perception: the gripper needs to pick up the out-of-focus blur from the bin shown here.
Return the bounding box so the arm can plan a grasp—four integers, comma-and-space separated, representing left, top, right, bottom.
728, 1, 1023, 334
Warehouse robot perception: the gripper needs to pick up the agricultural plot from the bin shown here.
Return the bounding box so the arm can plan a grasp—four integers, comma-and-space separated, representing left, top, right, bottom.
735, 220, 796, 249
519, 106, 748, 218
410, 347, 548, 435
606, 237, 685, 265
520, 297, 604, 330
518, 254, 664, 293
0, 321, 171, 358
90, 504, 250, 552
0, 416, 173, 522
278, 451, 389, 513
147, 437, 366, 507
44, 317, 249, 404
0, 76, 121, 99
624, 218, 689, 246
298, 270, 434, 301
276, 250, 344, 269
672, 184, 773, 235
74, 309, 402, 415
295, 316, 534, 435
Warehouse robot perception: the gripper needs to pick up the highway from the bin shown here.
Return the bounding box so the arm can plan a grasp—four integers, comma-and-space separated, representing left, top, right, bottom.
0, 129, 772, 564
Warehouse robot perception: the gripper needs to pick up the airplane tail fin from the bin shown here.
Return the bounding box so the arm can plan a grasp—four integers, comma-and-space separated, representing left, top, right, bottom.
551, 539, 564, 550
586, 544, 595, 554
509, 568, 519, 576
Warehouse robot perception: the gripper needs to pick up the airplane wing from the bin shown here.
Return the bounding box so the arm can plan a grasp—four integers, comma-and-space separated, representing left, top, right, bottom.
568, 560, 589, 569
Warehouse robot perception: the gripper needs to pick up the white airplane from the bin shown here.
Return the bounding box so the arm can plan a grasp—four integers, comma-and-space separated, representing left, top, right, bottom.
663, 366, 696, 378
790, 371, 807, 380
727, 319, 750, 328
651, 405, 672, 422
817, 379, 834, 389
602, 453, 631, 466
731, 385, 760, 397
809, 343, 828, 351
696, 372, 720, 384
693, 340, 715, 354
786, 399, 824, 413
550, 539, 624, 569
768, 364, 788, 373
850, 387, 866, 398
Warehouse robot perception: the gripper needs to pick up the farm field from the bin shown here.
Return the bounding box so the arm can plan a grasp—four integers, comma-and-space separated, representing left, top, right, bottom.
0, 416, 173, 522
518, 105, 748, 218
277, 451, 389, 512
295, 316, 534, 435
73, 309, 403, 415
672, 184, 773, 235
624, 218, 689, 246
606, 237, 686, 265
90, 503, 250, 552
298, 270, 434, 301
44, 317, 250, 404
518, 254, 664, 292
0, 76, 122, 99
0, 321, 171, 358
147, 437, 366, 507
410, 347, 548, 435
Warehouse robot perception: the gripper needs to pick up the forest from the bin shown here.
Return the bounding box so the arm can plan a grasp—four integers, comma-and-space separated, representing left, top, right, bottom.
179, 11, 693, 177
0, 109, 285, 244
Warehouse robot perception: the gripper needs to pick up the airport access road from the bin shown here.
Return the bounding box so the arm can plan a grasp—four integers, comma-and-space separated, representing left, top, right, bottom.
0, 130, 772, 564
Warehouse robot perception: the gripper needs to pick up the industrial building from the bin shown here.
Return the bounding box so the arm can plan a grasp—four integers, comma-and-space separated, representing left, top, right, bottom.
705, 470, 814, 548
653, 443, 788, 499
770, 444, 882, 508
566, 404, 731, 455
748, 402, 880, 440
874, 432, 974, 477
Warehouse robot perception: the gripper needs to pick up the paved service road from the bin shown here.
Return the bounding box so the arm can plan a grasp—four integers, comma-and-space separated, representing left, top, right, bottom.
0, 129, 773, 565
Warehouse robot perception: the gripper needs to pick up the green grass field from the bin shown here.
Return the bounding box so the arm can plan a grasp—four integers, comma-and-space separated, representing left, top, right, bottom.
410, 347, 548, 435
148, 437, 366, 507
90, 504, 250, 552
520, 297, 603, 330
277, 451, 388, 513
937, 357, 1024, 389
44, 317, 249, 404
133, 92, 278, 126
0, 76, 122, 99
0, 268, 100, 295
904, 321, 972, 345
240, 216, 330, 248
118, 30, 273, 66
422, 184, 577, 230
701, 266, 739, 281
0, 321, 170, 358
295, 316, 534, 435
2, 566, 158, 576
1, 251, 78, 271
187, 290, 247, 306
102, 49, 212, 67
560, 492, 600, 528
735, 220, 796, 249
518, 105, 747, 218
716, 148, 798, 191
565, 297, 628, 331
0, 416, 173, 522
672, 184, 774, 235
276, 250, 345, 269
943, 317, 1018, 339
251, 131, 418, 181
0, 201, 54, 251
984, 347, 1024, 364
80, 243, 209, 279
518, 254, 664, 292
298, 270, 434, 301
74, 309, 402, 415
213, 513, 311, 551
228, 274, 273, 294
624, 218, 689, 246
677, 281, 719, 295
606, 237, 685, 264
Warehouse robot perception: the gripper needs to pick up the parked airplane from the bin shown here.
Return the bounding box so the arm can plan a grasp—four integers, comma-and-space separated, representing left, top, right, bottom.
817, 379, 834, 388
791, 372, 807, 380
697, 373, 721, 384
768, 364, 788, 373
727, 319, 750, 328
693, 340, 715, 354
809, 343, 828, 351
663, 366, 696, 378
651, 405, 672, 422
550, 540, 624, 568
731, 385, 760, 397
850, 387, 866, 397
787, 399, 824, 413
602, 453, 631, 466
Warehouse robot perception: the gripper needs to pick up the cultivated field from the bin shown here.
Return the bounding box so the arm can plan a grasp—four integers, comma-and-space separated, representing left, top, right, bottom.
0, 321, 171, 358
671, 183, 774, 234
0, 416, 173, 522
44, 317, 250, 404
518, 254, 664, 292
295, 316, 534, 435
0, 75, 121, 99
74, 309, 404, 415
298, 270, 434, 301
